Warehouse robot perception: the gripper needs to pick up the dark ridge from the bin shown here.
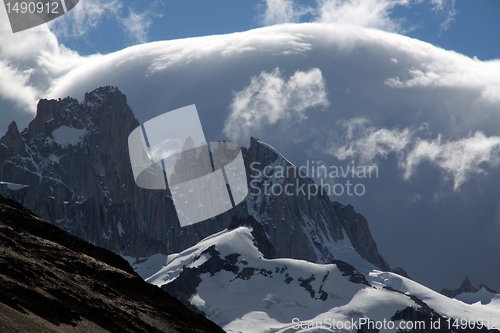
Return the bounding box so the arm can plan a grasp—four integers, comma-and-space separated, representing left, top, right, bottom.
479, 283, 498, 294
161, 245, 240, 313
331, 259, 370, 286
297, 274, 316, 298
386, 286, 499, 333
441, 276, 497, 298
0, 194, 224, 333
0, 195, 134, 275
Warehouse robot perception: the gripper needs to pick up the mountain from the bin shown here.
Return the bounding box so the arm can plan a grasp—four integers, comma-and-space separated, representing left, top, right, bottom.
2, 86, 499, 332
0, 194, 224, 333
147, 216, 500, 332
0, 86, 403, 276
441, 277, 499, 305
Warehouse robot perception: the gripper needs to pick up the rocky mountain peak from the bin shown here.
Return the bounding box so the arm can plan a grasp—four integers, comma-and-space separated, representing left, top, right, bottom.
27, 97, 78, 139
0, 121, 23, 155
441, 276, 498, 298
460, 276, 475, 292
242, 137, 407, 276
1, 86, 405, 278
7, 120, 19, 134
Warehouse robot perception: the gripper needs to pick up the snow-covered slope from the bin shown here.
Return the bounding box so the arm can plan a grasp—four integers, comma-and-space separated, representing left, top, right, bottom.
454, 288, 500, 307
148, 217, 500, 332
122, 253, 171, 279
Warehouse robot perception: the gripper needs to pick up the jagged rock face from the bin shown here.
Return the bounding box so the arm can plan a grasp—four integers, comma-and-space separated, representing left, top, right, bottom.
0, 87, 175, 256
241, 138, 396, 273
0, 86, 398, 274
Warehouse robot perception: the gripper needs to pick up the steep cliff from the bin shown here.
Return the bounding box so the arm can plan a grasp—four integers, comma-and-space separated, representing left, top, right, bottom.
0, 86, 401, 275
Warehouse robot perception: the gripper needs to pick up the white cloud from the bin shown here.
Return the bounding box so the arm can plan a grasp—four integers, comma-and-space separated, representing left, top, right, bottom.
385, 51, 500, 103
261, 0, 313, 25
260, 0, 457, 34
1, 22, 499, 190
403, 132, 500, 190
121, 9, 154, 44
0, 61, 40, 112
49, 0, 122, 38
0, 6, 88, 127
435, 0, 456, 32
223, 67, 329, 141
316, 0, 410, 32
49, 0, 161, 44
327, 118, 415, 163
326, 118, 500, 190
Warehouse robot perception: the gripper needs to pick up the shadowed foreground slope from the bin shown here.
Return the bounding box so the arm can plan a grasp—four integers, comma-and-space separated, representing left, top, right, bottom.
0, 195, 224, 333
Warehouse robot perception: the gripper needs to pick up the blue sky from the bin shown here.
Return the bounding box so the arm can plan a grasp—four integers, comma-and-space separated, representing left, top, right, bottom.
54, 0, 500, 61
1, 0, 500, 292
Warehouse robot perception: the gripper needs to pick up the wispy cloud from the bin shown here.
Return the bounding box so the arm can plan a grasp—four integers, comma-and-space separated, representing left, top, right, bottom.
49, 0, 162, 44
327, 119, 500, 190
439, 9, 455, 32
260, 0, 313, 25
403, 132, 500, 190
0, 61, 40, 112
121, 8, 156, 44
316, 0, 410, 32
327, 118, 415, 163
224, 67, 329, 141
49, 0, 122, 38
260, 0, 457, 34
427, 0, 457, 34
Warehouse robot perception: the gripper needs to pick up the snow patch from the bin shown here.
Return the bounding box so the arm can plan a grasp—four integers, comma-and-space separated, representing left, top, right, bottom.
122, 253, 171, 280
0, 181, 29, 190
256, 139, 296, 168
52, 126, 87, 148
190, 294, 206, 308
117, 222, 125, 236
48, 154, 61, 164
454, 287, 499, 305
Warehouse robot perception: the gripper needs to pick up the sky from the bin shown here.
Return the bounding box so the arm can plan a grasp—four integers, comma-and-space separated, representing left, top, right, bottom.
46, 0, 500, 60
0, 0, 500, 292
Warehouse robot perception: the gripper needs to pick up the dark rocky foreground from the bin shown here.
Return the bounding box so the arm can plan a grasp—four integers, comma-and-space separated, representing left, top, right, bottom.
0, 194, 224, 333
